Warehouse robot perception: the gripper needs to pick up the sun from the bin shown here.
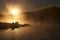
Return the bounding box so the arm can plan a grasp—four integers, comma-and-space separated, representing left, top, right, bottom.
9, 7, 21, 16
5, 4, 25, 23
9, 8, 21, 16
6, 4, 22, 16
7, 7, 21, 23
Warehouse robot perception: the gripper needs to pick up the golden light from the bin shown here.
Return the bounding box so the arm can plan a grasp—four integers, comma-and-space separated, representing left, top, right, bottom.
1, 4, 26, 24
0, 4, 30, 37
5, 4, 22, 16
9, 7, 21, 16
5, 4, 23, 23
6, 20, 16, 23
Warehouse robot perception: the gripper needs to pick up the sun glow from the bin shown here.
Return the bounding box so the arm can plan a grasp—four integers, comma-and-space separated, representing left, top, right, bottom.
8, 7, 21, 23
5, 4, 23, 23
7, 20, 16, 23
9, 7, 21, 16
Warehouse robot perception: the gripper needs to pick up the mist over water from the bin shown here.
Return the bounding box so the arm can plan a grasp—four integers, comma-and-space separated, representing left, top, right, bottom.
0, 0, 60, 40
0, 7, 60, 40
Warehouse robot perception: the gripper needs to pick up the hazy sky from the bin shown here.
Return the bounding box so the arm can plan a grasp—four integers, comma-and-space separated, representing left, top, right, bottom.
0, 0, 60, 11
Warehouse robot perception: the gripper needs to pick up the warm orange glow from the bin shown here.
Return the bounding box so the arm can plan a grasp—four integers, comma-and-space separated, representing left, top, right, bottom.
6, 20, 16, 23
9, 7, 21, 16
5, 4, 23, 23
0, 4, 26, 24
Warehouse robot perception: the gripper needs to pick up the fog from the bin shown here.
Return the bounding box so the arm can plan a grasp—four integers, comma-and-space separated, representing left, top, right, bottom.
0, 7, 60, 40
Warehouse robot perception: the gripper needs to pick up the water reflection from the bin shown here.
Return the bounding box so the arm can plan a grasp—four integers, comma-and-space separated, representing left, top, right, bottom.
0, 25, 34, 40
